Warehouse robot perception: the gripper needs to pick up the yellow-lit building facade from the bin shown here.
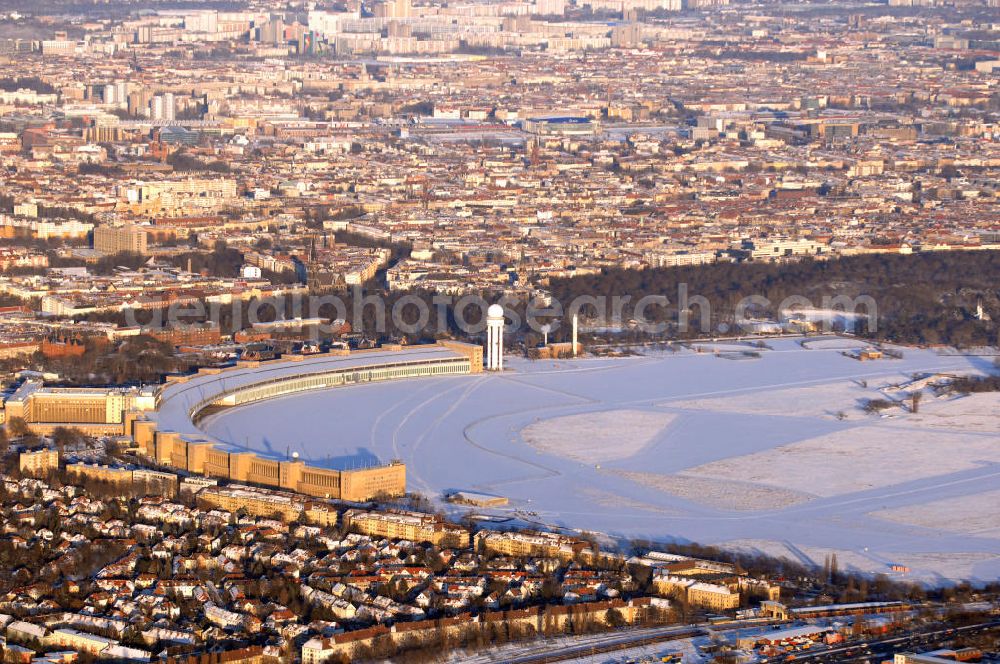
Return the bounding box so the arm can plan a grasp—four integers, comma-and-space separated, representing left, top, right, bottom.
66, 462, 134, 486
19, 448, 59, 476
653, 575, 741, 611
474, 530, 586, 561
688, 582, 741, 611
197, 485, 339, 526
343, 508, 470, 547
3, 381, 157, 435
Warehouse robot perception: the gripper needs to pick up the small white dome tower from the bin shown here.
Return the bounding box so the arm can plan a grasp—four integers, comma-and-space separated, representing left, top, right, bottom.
486, 304, 505, 371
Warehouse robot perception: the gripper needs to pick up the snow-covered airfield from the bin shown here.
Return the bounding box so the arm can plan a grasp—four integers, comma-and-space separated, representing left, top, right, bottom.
201, 337, 1000, 584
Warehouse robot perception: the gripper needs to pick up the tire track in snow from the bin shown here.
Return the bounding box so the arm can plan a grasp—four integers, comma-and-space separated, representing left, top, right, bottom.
368, 377, 447, 450
406, 376, 490, 496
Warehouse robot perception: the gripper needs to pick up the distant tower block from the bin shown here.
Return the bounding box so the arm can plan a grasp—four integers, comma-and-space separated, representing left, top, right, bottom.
486, 303, 505, 371
975, 299, 990, 321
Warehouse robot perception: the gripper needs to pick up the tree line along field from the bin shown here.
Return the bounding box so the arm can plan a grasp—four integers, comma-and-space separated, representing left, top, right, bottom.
548, 250, 1000, 347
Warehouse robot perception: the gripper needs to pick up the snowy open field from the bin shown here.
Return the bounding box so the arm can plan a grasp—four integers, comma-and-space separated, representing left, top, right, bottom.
200, 337, 1000, 584
522, 410, 676, 464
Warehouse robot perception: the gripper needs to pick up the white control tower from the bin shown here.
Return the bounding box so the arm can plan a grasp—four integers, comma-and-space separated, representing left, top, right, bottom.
486, 303, 505, 371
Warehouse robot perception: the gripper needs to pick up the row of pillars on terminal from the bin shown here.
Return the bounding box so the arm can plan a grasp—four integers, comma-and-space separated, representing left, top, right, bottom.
486, 305, 578, 371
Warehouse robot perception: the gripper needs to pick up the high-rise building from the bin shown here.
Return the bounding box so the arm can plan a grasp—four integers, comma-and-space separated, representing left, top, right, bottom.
258, 18, 285, 44
611, 23, 642, 48
128, 89, 151, 117
151, 95, 164, 120
374, 0, 411, 19
184, 10, 219, 33
94, 224, 148, 255
151, 93, 175, 121
19, 449, 59, 477
535, 0, 566, 15
163, 92, 175, 121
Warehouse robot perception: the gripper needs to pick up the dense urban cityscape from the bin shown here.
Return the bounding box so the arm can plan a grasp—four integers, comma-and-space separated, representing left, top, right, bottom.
0, 0, 997, 661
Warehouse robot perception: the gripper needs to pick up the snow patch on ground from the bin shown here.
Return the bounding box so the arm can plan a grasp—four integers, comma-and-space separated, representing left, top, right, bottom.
893, 392, 1000, 434
450, 630, 707, 664
610, 470, 817, 511
872, 489, 1000, 536
558, 635, 706, 664
936, 347, 1000, 357
887, 552, 1000, 584
725, 538, 1000, 584
668, 378, 892, 420
685, 425, 1000, 498
578, 486, 681, 515
521, 409, 675, 464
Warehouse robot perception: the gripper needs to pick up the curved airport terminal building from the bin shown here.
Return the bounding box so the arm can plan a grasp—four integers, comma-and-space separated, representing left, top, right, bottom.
126, 341, 483, 502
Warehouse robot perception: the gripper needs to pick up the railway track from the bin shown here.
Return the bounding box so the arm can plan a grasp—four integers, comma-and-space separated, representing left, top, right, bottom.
500, 626, 706, 664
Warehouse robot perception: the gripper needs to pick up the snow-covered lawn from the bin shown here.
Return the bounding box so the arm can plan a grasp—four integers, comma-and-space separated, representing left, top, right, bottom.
895, 393, 1000, 434
447, 629, 707, 664
578, 485, 681, 515
872, 489, 1000, 536
668, 378, 893, 420
522, 409, 675, 464
723, 539, 1000, 582
683, 423, 1000, 498
611, 471, 816, 511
